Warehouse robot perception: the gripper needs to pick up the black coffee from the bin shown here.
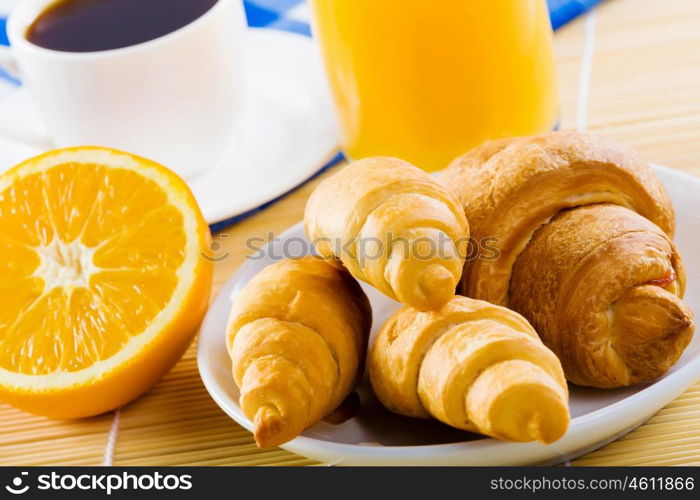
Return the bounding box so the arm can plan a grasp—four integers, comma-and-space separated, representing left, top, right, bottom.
27, 0, 220, 52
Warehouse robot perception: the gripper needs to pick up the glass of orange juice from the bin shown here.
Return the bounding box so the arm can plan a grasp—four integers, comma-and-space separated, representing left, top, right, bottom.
310, 0, 559, 171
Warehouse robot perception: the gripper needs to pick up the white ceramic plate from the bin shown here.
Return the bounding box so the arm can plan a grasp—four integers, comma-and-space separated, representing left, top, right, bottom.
0, 28, 339, 225
197, 165, 700, 465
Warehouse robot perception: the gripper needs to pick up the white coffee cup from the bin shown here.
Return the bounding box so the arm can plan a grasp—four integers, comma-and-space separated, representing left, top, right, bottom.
0, 0, 246, 179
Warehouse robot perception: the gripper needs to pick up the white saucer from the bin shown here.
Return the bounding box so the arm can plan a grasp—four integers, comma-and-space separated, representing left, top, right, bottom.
0, 28, 340, 225
197, 164, 700, 465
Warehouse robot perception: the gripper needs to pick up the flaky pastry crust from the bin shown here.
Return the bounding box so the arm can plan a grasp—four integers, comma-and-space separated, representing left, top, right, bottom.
306, 157, 469, 310
441, 132, 693, 387
227, 257, 371, 447
370, 296, 569, 444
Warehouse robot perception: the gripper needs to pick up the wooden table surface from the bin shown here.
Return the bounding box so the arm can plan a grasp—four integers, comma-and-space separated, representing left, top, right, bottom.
1, 0, 699, 466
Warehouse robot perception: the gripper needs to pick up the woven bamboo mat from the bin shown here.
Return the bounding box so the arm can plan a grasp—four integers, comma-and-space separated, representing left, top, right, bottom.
1, 0, 699, 466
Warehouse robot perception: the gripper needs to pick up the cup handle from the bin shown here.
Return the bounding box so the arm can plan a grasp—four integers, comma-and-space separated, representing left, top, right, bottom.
0, 46, 20, 81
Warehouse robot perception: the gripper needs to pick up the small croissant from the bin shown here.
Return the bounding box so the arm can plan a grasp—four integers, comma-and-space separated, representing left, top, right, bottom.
305, 157, 469, 310
227, 257, 371, 447
370, 296, 570, 444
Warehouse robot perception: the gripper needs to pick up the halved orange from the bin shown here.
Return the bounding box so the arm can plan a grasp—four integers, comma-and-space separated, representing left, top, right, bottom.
0, 147, 213, 418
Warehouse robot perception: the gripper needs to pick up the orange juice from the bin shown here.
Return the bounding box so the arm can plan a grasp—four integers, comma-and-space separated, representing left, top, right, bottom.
310, 0, 559, 171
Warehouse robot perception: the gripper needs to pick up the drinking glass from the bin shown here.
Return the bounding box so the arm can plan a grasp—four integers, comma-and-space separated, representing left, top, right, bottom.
310, 0, 559, 171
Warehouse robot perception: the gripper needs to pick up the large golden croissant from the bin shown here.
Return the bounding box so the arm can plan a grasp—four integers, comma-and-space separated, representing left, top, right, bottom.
441, 131, 694, 387
369, 296, 569, 444
305, 157, 469, 310
227, 257, 372, 448
511, 204, 693, 387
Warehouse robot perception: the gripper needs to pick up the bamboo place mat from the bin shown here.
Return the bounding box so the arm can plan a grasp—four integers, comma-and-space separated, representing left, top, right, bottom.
1, 0, 700, 466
